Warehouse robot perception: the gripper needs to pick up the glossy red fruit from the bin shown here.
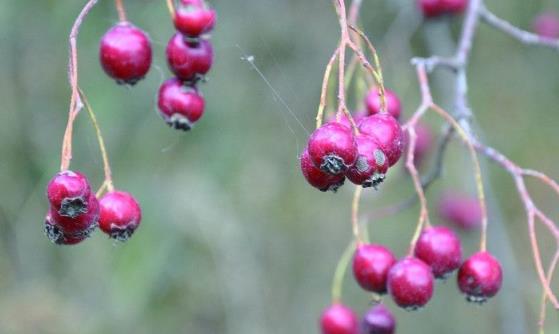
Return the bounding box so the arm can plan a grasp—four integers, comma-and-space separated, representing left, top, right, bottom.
419, 0, 445, 17
364, 88, 402, 120
352, 244, 396, 294
346, 134, 389, 188
49, 192, 99, 236
388, 257, 434, 310
47, 170, 91, 218
99, 22, 152, 85
308, 122, 358, 175
320, 304, 359, 334
300, 149, 345, 192
358, 114, 404, 167
414, 226, 462, 278
458, 251, 502, 303
44, 212, 88, 246
361, 304, 395, 334
166, 33, 213, 81
438, 192, 481, 230
99, 191, 142, 241
158, 78, 205, 131
442, 0, 468, 14
533, 12, 559, 38
174, 0, 216, 37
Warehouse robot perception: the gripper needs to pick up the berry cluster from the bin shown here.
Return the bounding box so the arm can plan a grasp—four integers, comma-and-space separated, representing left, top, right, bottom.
418, 0, 468, 18
300, 88, 404, 192
159, 0, 216, 131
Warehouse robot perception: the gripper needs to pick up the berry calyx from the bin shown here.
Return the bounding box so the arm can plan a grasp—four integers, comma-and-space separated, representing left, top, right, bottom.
99, 191, 142, 242
47, 170, 91, 218
300, 149, 345, 192
361, 304, 396, 334
346, 134, 389, 189
320, 303, 359, 334
308, 122, 358, 175
533, 12, 559, 39
438, 192, 482, 230
457, 251, 502, 303
99, 22, 152, 85
49, 192, 100, 236
166, 33, 213, 82
158, 78, 205, 131
414, 226, 462, 278
358, 114, 404, 167
364, 88, 402, 120
352, 244, 396, 294
174, 0, 216, 38
44, 212, 87, 246
387, 257, 434, 310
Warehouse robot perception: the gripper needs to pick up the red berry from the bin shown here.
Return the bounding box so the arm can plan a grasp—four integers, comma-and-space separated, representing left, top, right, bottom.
327, 111, 367, 129
308, 122, 358, 175
442, 0, 467, 13
419, 0, 446, 17
49, 192, 99, 236
158, 78, 205, 131
174, 1, 216, 37
346, 134, 389, 188
99, 22, 152, 85
352, 244, 396, 294
361, 304, 395, 334
44, 212, 87, 246
387, 257, 434, 310
414, 226, 462, 278
358, 114, 404, 167
166, 33, 213, 82
300, 149, 345, 192
364, 88, 402, 120
438, 192, 481, 230
99, 191, 142, 242
47, 170, 91, 218
458, 251, 502, 303
320, 304, 359, 334
533, 12, 559, 39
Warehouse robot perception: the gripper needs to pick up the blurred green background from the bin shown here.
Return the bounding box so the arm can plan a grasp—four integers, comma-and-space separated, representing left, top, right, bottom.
0, 0, 558, 333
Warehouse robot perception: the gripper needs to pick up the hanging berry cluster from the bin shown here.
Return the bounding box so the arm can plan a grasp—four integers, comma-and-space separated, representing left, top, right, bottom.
45, 0, 216, 246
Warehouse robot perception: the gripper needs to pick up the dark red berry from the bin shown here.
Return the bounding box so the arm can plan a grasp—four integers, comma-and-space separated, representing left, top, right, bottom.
358, 114, 404, 167
166, 33, 213, 82
99, 22, 152, 85
346, 134, 389, 189
44, 212, 87, 246
49, 192, 99, 237
174, 0, 216, 37
352, 244, 396, 294
47, 170, 91, 218
365, 88, 402, 120
361, 304, 395, 334
387, 257, 434, 310
414, 226, 462, 278
300, 149, 345, 192
320, 304, 359, 334
442, 0, 468, 14
533, 12, 559, 38
158, 78, 205, 131
419, 0, 446, 17
308, 122, 358, 175
458, 251, 502, 303
438, 192, 481, 230
99, 191, 142, 242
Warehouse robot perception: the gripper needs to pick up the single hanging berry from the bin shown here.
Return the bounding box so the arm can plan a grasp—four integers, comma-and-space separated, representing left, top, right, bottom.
458, 251, 502, 303
166, 33, 213, 82
320, 303, 359, 334
300, 149, 345, 192
47, 170, 91, 218
361, 304, 396, 334
158, 78, 205, 131
99, 191, 142, 242
387, 257, 434, 310
174, 0, 216, 38
352, 244, 396, 294
414, 226, 462, 278
307, 122, 358, 175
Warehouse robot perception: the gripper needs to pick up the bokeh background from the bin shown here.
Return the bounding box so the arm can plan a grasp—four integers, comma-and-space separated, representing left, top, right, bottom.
0, 0, 558, 333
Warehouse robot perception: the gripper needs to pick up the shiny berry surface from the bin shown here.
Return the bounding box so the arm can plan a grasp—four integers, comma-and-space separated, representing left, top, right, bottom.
361, 304, 395, 334
308, 122, 358, 175
99, 191, 142, 242
174, 1, 216, 37
346, 134, 389, 188
47, 170, 91, 218
365, 88, 402, 120
300, 149, 345, 192
458, 251, 502, 303
320, 303, 359, 334
158, 78, 205, 131
166, 33, 213, 81
352, 244, 396, 294
388, 257, 434, 310
99, 23, 152, 85
414, 226, 462, 278
358, 114, 404, 167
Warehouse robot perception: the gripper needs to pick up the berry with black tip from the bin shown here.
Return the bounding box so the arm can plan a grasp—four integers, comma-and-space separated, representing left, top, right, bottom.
47, 170, 91, 218
44, 212, 87, 246
99, 191, 142, 242
320, 303, 359, 334
300, 149, 345, 192
49, 192, 99, 237
414, 226, 462, 278
308, 122, 358, 175
387, 257, 434, 310
458, 251, 502, 303
352, 244, 396, 294
158, 78, 205, 131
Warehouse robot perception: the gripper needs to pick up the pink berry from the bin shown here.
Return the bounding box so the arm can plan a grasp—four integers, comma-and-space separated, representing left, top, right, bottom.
358, 114, 404, 167
442, 0, 468, 14
361, 304, 395, 334
99, 22, 152, 85
166, 33, 213, 82
174, 0, 216, 37
418, 0, 446, 17
308, 122, 358, 175
438, 192, 481, 230
352, 244, 396, 294
364, 88, 402, 120
533, 12, 559, 39
387, 257, 434, 310
44, 212, 88, 246
414, 226, 462, 278
99, 191, 142, 242
47, 170, 91, 218
300, 149, 345, 192
320, 304, 359, 334
327, 111, 367, 129
346, 134, 389, 188
458, 251, 502, 303
158, 78, 205, 131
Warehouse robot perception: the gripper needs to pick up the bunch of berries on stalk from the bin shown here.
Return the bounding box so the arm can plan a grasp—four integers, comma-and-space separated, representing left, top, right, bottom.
159, 0, 216, 131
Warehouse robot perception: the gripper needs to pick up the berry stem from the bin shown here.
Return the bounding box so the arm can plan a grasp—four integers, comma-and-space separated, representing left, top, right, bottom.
166, 0, 176, 18
331, 240, 356, 303
316, 49, 339, 129
115, 0, 128, 22
538, 250, 559, 334
60, 0, 99, 172
351, 186, 363, 243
